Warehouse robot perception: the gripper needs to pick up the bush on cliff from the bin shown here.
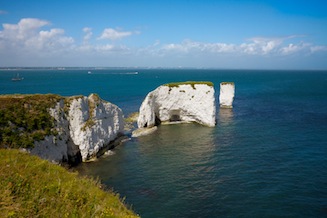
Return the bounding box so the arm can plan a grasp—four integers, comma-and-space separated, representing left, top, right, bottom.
0, 94, 62, 149
0, 149, 139, 218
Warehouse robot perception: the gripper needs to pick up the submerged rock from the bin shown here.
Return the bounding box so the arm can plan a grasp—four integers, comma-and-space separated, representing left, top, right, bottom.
219, 82, 235, 108
137, 81, 216, 129
132, 126, 158, 137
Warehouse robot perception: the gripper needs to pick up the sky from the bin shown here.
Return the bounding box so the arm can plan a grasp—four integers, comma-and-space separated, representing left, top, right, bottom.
1, 0, 327, 69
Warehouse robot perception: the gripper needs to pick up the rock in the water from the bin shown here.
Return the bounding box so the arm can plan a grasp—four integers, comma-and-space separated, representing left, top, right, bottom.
67, 94, 124, 161
137, 82, 216, 128
132, 126, 158, 137
31, 94, 124, 163
219, 82, 235, 108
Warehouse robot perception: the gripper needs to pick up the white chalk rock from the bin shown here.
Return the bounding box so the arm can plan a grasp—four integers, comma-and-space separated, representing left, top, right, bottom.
219, 82, 235, 108
31, 99, 73, 164
68, 94, 124, 161
137, 82, 216, 128
31, 94, 124, 163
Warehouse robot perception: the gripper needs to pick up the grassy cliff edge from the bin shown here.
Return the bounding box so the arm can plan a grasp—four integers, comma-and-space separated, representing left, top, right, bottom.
0, 94, 62, 149
163, 81, 214, 89
0, 149, 139, 218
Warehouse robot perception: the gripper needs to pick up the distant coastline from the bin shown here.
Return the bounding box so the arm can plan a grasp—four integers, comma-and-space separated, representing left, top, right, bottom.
1, 67, 326, 71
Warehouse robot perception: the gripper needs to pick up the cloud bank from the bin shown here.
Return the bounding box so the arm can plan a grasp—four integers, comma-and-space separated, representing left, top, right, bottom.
0, 18, 74, 55
0, 18, 326, 69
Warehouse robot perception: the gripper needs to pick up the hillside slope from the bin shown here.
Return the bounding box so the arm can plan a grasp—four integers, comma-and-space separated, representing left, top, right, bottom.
0, 149, 139, 218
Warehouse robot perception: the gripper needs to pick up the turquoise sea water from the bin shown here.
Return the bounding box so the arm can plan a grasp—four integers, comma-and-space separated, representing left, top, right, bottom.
1, 69, 327, 217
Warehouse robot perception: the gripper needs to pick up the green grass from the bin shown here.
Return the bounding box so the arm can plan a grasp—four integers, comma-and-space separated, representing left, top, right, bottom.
163, 81, 214, 89
0, 94, 63, 149
220, 82, 234, 85
0, 149, 139, 218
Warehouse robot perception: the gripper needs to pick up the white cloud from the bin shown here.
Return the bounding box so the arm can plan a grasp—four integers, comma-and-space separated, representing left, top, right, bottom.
157, 36, 326, 58
0, 10, 8, 15
280, 43, 310, 55
207, 43, 237, 53
0, 18, 326, 68
82, 27, 93, 43
240, 42, 257, 54
1, 18, 49, 42
37, 29, 74, 50
310, 45, 327, 53
0, 18, 74, 54
161, 40, 237, 54
93, 44, 130, 53
98, 28, 132, 40
240, 37, 284, 55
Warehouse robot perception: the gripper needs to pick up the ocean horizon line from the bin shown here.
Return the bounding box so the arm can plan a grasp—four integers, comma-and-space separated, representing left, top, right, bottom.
1, 67, 327, 71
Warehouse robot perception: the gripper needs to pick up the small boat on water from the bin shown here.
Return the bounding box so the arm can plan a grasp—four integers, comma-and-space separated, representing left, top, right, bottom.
11, 73, 24, 81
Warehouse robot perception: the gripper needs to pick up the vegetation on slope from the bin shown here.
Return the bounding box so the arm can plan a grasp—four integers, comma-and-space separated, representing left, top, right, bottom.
220, 82, 234, 85
0, 149, 139, 218
164, 81, 214, 89
0, 94, 63, 149
0, 94, 104, 148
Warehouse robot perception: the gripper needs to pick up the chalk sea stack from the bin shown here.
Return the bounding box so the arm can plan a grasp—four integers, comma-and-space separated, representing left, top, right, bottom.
137, 81, 216, 131
219, 82, 235, 108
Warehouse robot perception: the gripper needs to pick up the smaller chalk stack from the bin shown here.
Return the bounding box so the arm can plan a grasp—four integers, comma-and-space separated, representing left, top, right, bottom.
219, 82, 235, 108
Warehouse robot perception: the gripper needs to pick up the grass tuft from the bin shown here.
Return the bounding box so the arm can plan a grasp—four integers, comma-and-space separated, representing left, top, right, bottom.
220, 82, 234, 85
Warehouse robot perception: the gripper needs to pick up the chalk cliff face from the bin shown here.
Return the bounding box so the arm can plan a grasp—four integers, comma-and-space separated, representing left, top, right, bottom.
219, 82, 235, 108
32, 99, 74, 164
31, 94, 124, 164
137, 82, 216, 128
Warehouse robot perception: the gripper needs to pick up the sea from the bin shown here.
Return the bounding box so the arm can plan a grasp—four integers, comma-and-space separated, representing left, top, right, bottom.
1, 69, 327, 217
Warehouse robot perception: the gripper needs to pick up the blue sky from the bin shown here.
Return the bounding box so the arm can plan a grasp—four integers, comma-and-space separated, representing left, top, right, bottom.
1, 0, 327, 69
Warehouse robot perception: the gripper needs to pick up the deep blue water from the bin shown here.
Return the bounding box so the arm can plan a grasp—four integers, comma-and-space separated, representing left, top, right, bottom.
1, 69, 327, 217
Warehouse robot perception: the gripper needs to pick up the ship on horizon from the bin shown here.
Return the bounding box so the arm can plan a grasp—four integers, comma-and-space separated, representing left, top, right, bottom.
11, 73, 24, 81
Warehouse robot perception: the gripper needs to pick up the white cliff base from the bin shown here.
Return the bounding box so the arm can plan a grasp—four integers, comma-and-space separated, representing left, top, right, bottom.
31, 94, 124, 164
137, 82, 216, 131
219, 82, 235, 108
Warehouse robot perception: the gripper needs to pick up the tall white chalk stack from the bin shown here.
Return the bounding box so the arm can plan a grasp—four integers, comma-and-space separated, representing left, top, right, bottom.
219, 82, 235, 108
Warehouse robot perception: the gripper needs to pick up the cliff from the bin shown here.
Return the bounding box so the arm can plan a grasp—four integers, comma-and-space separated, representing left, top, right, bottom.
219, 82, 235, 108
137, 81, 216, 130
0, 94, 124, 164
